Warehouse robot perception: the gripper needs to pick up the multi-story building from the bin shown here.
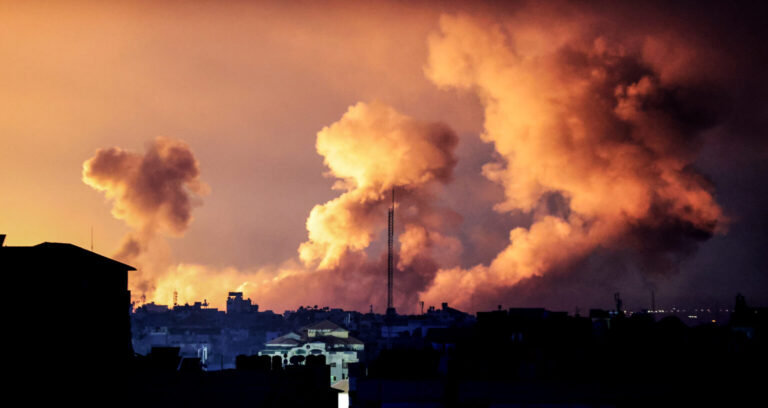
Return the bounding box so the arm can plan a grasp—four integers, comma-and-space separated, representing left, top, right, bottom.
260, 320, 364, 382
1, 235, 135, 377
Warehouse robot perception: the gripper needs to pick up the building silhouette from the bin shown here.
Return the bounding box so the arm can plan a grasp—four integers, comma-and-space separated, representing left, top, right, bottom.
2, 237, 134, 370
3, 234, 765, 406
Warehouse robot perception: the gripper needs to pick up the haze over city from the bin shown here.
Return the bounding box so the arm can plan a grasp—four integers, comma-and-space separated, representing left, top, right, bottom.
2, 0, 766, 314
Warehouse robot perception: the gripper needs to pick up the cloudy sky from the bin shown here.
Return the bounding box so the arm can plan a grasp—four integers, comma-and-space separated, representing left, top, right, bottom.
2, 0, 766, 313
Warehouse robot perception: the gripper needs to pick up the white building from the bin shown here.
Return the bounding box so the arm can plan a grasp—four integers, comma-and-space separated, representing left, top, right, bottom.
260, 320, 364, 382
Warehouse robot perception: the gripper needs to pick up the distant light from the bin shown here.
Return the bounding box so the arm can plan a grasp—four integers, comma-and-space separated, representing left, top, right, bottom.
338, 393, 349, 408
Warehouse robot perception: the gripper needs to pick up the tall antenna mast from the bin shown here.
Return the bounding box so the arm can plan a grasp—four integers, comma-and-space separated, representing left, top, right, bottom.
387, 187, 395, 314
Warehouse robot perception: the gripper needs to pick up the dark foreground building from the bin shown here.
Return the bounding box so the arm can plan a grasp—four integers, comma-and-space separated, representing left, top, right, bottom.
4, 235, 765, 407
1, 236, 134, 369
2, 235, 135, 403
350, 307, 767, 407
1, 235, 339, 407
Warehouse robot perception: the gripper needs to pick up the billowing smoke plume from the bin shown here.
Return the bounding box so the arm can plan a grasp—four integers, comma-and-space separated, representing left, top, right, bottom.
419, 12, 726, 310
83, 137, 208, 293
87, 103, 459, 311
163, 102, 460, 311
299, 101, 458, 268
277, 101, 460, 311
81, 4, 761, 312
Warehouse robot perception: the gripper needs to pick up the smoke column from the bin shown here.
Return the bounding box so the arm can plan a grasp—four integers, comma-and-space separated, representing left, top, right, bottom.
85, 103, 460, 311
419, 12, 726, 310
79, 2, 766, 312
83, 137, 208, 294
260, 101, 461, 312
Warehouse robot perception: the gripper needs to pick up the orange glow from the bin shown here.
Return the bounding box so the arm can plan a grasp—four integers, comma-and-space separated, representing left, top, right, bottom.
4, 1, 749, 313
420, 14, 725, 309
300, 102, 457, 269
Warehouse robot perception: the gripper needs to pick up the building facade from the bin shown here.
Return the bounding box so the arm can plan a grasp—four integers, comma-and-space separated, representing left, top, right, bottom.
260, 320, 364, 382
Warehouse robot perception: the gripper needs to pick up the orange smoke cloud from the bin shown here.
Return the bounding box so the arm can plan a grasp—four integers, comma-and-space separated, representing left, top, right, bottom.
82, 9, 735, 313
299, 101, 458, 269
279, 101, 460, 311
149, 260, 305, 310
83, 137, 208, 293
85, 103, 459, 311
398, 224, 462, 270
419, 14, 725, 310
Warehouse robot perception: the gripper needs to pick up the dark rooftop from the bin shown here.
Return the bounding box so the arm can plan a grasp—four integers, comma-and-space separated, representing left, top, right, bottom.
1, 241, 136, 271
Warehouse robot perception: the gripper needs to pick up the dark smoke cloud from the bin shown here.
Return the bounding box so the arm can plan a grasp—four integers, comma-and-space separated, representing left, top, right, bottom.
420, 1, 768, 311
83, 137, 207, 239
83, 137, 208, 293
82, 1, 768, 312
